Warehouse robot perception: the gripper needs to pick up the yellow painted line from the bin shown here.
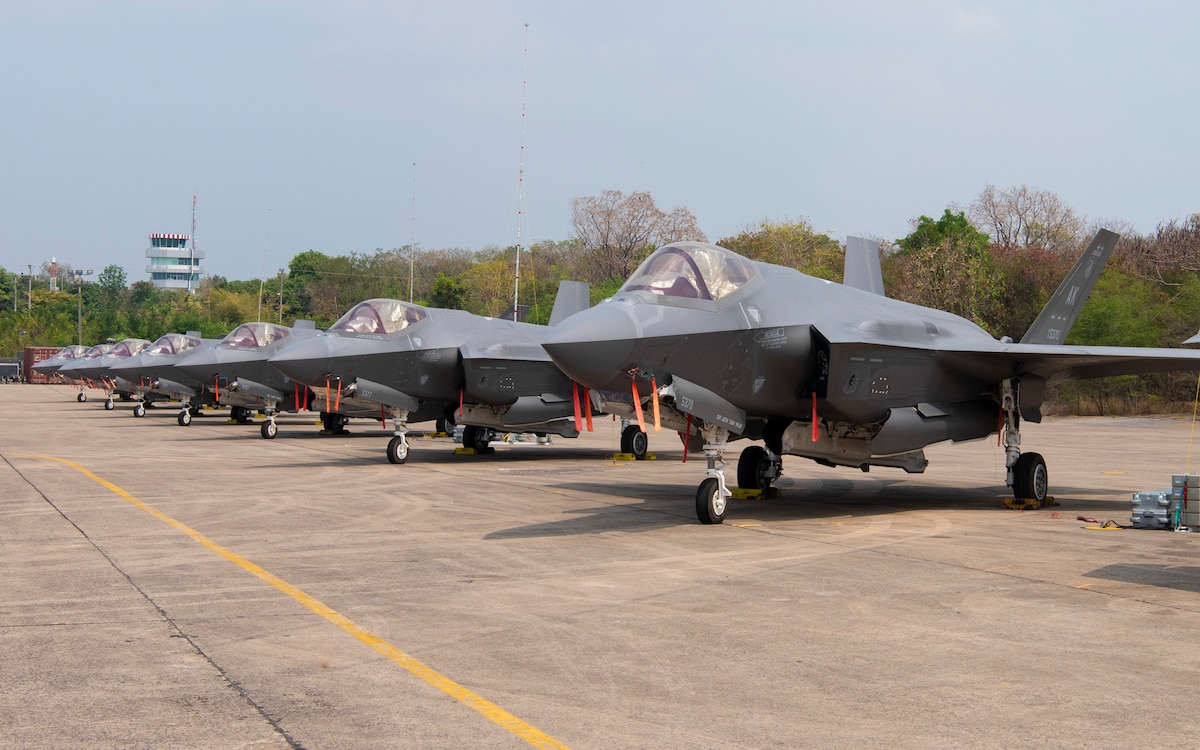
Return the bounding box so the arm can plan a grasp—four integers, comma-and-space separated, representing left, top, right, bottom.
16, 454, 569, 750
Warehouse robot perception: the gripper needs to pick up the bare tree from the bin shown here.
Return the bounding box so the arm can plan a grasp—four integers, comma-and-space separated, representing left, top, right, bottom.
570, 190, 706, 282
968, 184, 1085, 252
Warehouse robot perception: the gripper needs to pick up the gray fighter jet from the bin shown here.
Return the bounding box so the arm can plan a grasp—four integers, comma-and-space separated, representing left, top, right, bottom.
30, 345, 89, 385
175, 320, 381, 439
55, 343, 116, 403
542, 231, 1200, 523
107, 332, 222, 422
68, 338, 151, 410
268, 283, 592, 463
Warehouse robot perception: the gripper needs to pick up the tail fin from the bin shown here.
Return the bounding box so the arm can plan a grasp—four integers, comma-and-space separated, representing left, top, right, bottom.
548, 281, 591, 326
843, 236, 885, 296
1020, 229, 1119, 345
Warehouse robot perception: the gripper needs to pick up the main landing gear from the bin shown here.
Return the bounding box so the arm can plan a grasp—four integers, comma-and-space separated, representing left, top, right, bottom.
1001, 379, 1048, 503
461, 424, 495, 454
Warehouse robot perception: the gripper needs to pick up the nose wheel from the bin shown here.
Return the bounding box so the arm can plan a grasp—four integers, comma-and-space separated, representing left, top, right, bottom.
133, 402, 146, 418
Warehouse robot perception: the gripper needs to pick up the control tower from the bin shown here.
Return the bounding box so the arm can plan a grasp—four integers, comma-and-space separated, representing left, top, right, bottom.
146, 233, 204, 291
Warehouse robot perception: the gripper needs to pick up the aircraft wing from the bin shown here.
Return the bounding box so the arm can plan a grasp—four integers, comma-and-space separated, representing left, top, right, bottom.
931, 342, 1200, 384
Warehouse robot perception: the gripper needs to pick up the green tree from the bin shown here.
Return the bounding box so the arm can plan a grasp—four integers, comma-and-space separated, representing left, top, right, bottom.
717, 219, 843, 280
888, 209, 1002, 332
427, 273, 469, 311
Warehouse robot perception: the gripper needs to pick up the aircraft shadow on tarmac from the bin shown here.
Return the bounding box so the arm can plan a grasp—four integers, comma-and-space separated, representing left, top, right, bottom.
485, 476, 1063, 538
1083, 563, 1200, 593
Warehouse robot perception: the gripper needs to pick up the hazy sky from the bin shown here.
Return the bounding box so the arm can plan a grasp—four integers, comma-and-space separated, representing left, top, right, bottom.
2, 1, 1198, 283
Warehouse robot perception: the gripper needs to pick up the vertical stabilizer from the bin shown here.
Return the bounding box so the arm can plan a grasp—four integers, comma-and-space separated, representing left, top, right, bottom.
1020, 229, 1119, 345
548, 281, 591, 327
843, 236, 885, 296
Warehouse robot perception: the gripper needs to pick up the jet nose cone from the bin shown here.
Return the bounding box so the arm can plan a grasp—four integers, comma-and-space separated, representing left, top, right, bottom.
542, 303, 638, 391
269, 337, 335, 387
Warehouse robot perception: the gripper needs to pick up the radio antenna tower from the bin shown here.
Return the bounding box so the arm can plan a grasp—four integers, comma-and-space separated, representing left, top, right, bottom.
511, 22, 530, 322
409, 162, 417, 302
189, 193, 197, 294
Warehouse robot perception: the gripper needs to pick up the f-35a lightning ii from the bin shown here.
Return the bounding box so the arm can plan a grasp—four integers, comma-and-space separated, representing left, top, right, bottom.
268, 282, 593, 464
543, 230, 1200, 524
175, 320, 381, 439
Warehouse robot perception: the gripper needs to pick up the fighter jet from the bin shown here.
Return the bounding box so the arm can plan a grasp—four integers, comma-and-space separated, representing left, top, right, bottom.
29, 345, 88, 385
55, 343, 116, 403
107, 332, 222, 422
68, 338, 152, 410
175, 320, 381, 439
268, 282, 593, 463
542, 231, 1200, 523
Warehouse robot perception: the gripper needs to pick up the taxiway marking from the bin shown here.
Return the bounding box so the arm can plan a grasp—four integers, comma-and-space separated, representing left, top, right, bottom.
17, 454, 570, 750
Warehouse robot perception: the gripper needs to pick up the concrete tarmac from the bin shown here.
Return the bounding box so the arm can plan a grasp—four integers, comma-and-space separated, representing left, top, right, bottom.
2, 384, 1199, 749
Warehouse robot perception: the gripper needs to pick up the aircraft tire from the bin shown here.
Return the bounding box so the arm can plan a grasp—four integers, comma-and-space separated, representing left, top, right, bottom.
133, 403, 146, 418
78, 392, 87, 402
620, 424, 648, 459
178, 410, 192, 426
736, 445, 774, 490
261, 421, 278, 439
696, 478, 727, 524
463, 424, 490, 452
387, 436, 410, 464
104, 398, 115, 411
1012, 452, 1048, 502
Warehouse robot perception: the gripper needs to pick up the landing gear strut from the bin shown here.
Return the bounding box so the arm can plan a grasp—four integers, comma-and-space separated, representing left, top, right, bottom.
1002, 379, 1048, 503
386, 408, 410, 464
261, 404, 279, 439
694, 424, 732, 524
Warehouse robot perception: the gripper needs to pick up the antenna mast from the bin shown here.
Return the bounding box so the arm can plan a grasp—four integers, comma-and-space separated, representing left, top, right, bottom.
189, 193, 197, 294
409, 162, 416, 302
512, 22, 529, 322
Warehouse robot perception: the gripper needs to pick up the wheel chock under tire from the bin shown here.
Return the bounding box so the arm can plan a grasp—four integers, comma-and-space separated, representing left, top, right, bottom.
1003, 496, 1057, 510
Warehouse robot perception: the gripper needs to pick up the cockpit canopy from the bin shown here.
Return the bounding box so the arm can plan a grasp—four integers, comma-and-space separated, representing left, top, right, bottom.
57, 345, 87, 360
329, 299, 427, 335
220, 323, 291, 350
619, 242, 758, 302
148, 333, 203, 356
111, 339, 149, 358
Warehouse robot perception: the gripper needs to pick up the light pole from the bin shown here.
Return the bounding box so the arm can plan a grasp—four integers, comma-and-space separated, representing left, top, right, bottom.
74, 268, 93, 345
26, 264, 32, 312
277, 268, 285, 324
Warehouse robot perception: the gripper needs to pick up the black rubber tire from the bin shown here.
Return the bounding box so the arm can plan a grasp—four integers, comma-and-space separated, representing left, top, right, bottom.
737, 445, 773, 490
133, 403, 145, 418
696, 477, 727, 525
178, 410, 192, 426
1012, 452, 1048, 502
104, 398, 115, 411
387, 436, 410, 464
462, 424, 491, 451
620, 424, 649, 459
78, 392, 87, 402
261, 421, 278, 439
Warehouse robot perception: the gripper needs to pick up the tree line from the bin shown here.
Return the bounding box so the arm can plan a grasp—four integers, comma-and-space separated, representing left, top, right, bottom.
3, 185, 1199, 415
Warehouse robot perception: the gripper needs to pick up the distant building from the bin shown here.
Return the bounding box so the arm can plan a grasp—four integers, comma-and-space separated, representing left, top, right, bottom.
146, 233, 204, 291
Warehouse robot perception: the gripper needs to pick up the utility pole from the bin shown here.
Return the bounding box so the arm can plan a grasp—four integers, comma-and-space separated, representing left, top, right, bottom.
278, 268, 285, 324
511, 22, 530, 322
27, 264, 32, 312
74, 269, 93, 345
